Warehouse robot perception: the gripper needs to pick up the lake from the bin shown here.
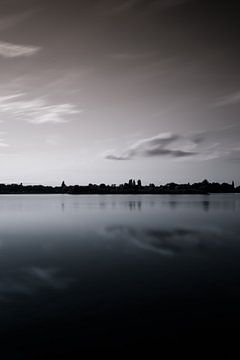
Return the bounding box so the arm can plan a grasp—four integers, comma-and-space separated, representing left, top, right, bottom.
0, 194, 240, 354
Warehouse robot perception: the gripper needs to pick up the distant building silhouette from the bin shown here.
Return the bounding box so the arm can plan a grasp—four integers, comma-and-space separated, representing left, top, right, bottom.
0, 179, 238, 195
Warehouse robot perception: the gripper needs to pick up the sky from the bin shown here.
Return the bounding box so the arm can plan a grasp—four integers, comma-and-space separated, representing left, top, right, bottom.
0, 0, 240, 185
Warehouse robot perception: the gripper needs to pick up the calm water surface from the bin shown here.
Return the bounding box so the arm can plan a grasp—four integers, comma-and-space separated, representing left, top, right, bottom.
0, 194, 240, 354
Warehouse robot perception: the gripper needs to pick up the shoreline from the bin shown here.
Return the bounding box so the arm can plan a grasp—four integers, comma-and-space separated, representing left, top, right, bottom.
0, 191, 238, 195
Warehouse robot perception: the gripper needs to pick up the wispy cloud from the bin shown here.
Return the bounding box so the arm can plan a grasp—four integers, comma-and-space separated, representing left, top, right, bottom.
0, 10, 37, 32
109, 0, 141, 13
105, 133, 197, 160
0, 140, 9, 147
103, 0, 191, 14
151, 0, 192, 9
0, 131, 9, 147
212, 92, 240, 108
0, 93, 81, 124
0, 41, 41, 58
105, 126, 240, 162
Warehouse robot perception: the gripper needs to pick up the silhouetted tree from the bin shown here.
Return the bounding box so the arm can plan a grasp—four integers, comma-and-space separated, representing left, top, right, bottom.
0, 178, 237, 195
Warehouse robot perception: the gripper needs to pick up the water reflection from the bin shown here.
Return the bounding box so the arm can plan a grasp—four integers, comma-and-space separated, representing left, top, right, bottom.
104, 226, 225, 256
89, 194, 239, 212
0, 194, 239, 352
0, 267, 74, 300
125, 200, 142, 211
202, 200, 210, 212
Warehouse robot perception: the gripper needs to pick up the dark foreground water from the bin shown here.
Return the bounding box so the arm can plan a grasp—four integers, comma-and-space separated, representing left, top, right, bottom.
0, 194, 240, 355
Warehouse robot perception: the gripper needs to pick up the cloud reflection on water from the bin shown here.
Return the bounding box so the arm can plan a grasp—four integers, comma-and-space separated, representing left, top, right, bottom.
0, 267, 74, 301
104, 226, 225, 256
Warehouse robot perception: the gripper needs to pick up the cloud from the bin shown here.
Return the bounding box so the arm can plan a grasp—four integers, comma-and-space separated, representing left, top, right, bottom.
222, 148, 240, 162
0, 131, 9, 147
105, 133, 197, 160
109, 0, 141, 13
0, 10, 37, 32
0, 140, 9, 147
0, 93, 81, 124
188, 125, 240, 161
104, 0, 191, 14
108, 51, 158, 61
0, 41, 41, 58
151, 0, 193, 9
105, 125, 240, 162
212, 92, 240, 108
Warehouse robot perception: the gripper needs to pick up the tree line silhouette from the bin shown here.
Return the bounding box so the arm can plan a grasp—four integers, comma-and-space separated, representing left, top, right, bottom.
0, 179, 238, 194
